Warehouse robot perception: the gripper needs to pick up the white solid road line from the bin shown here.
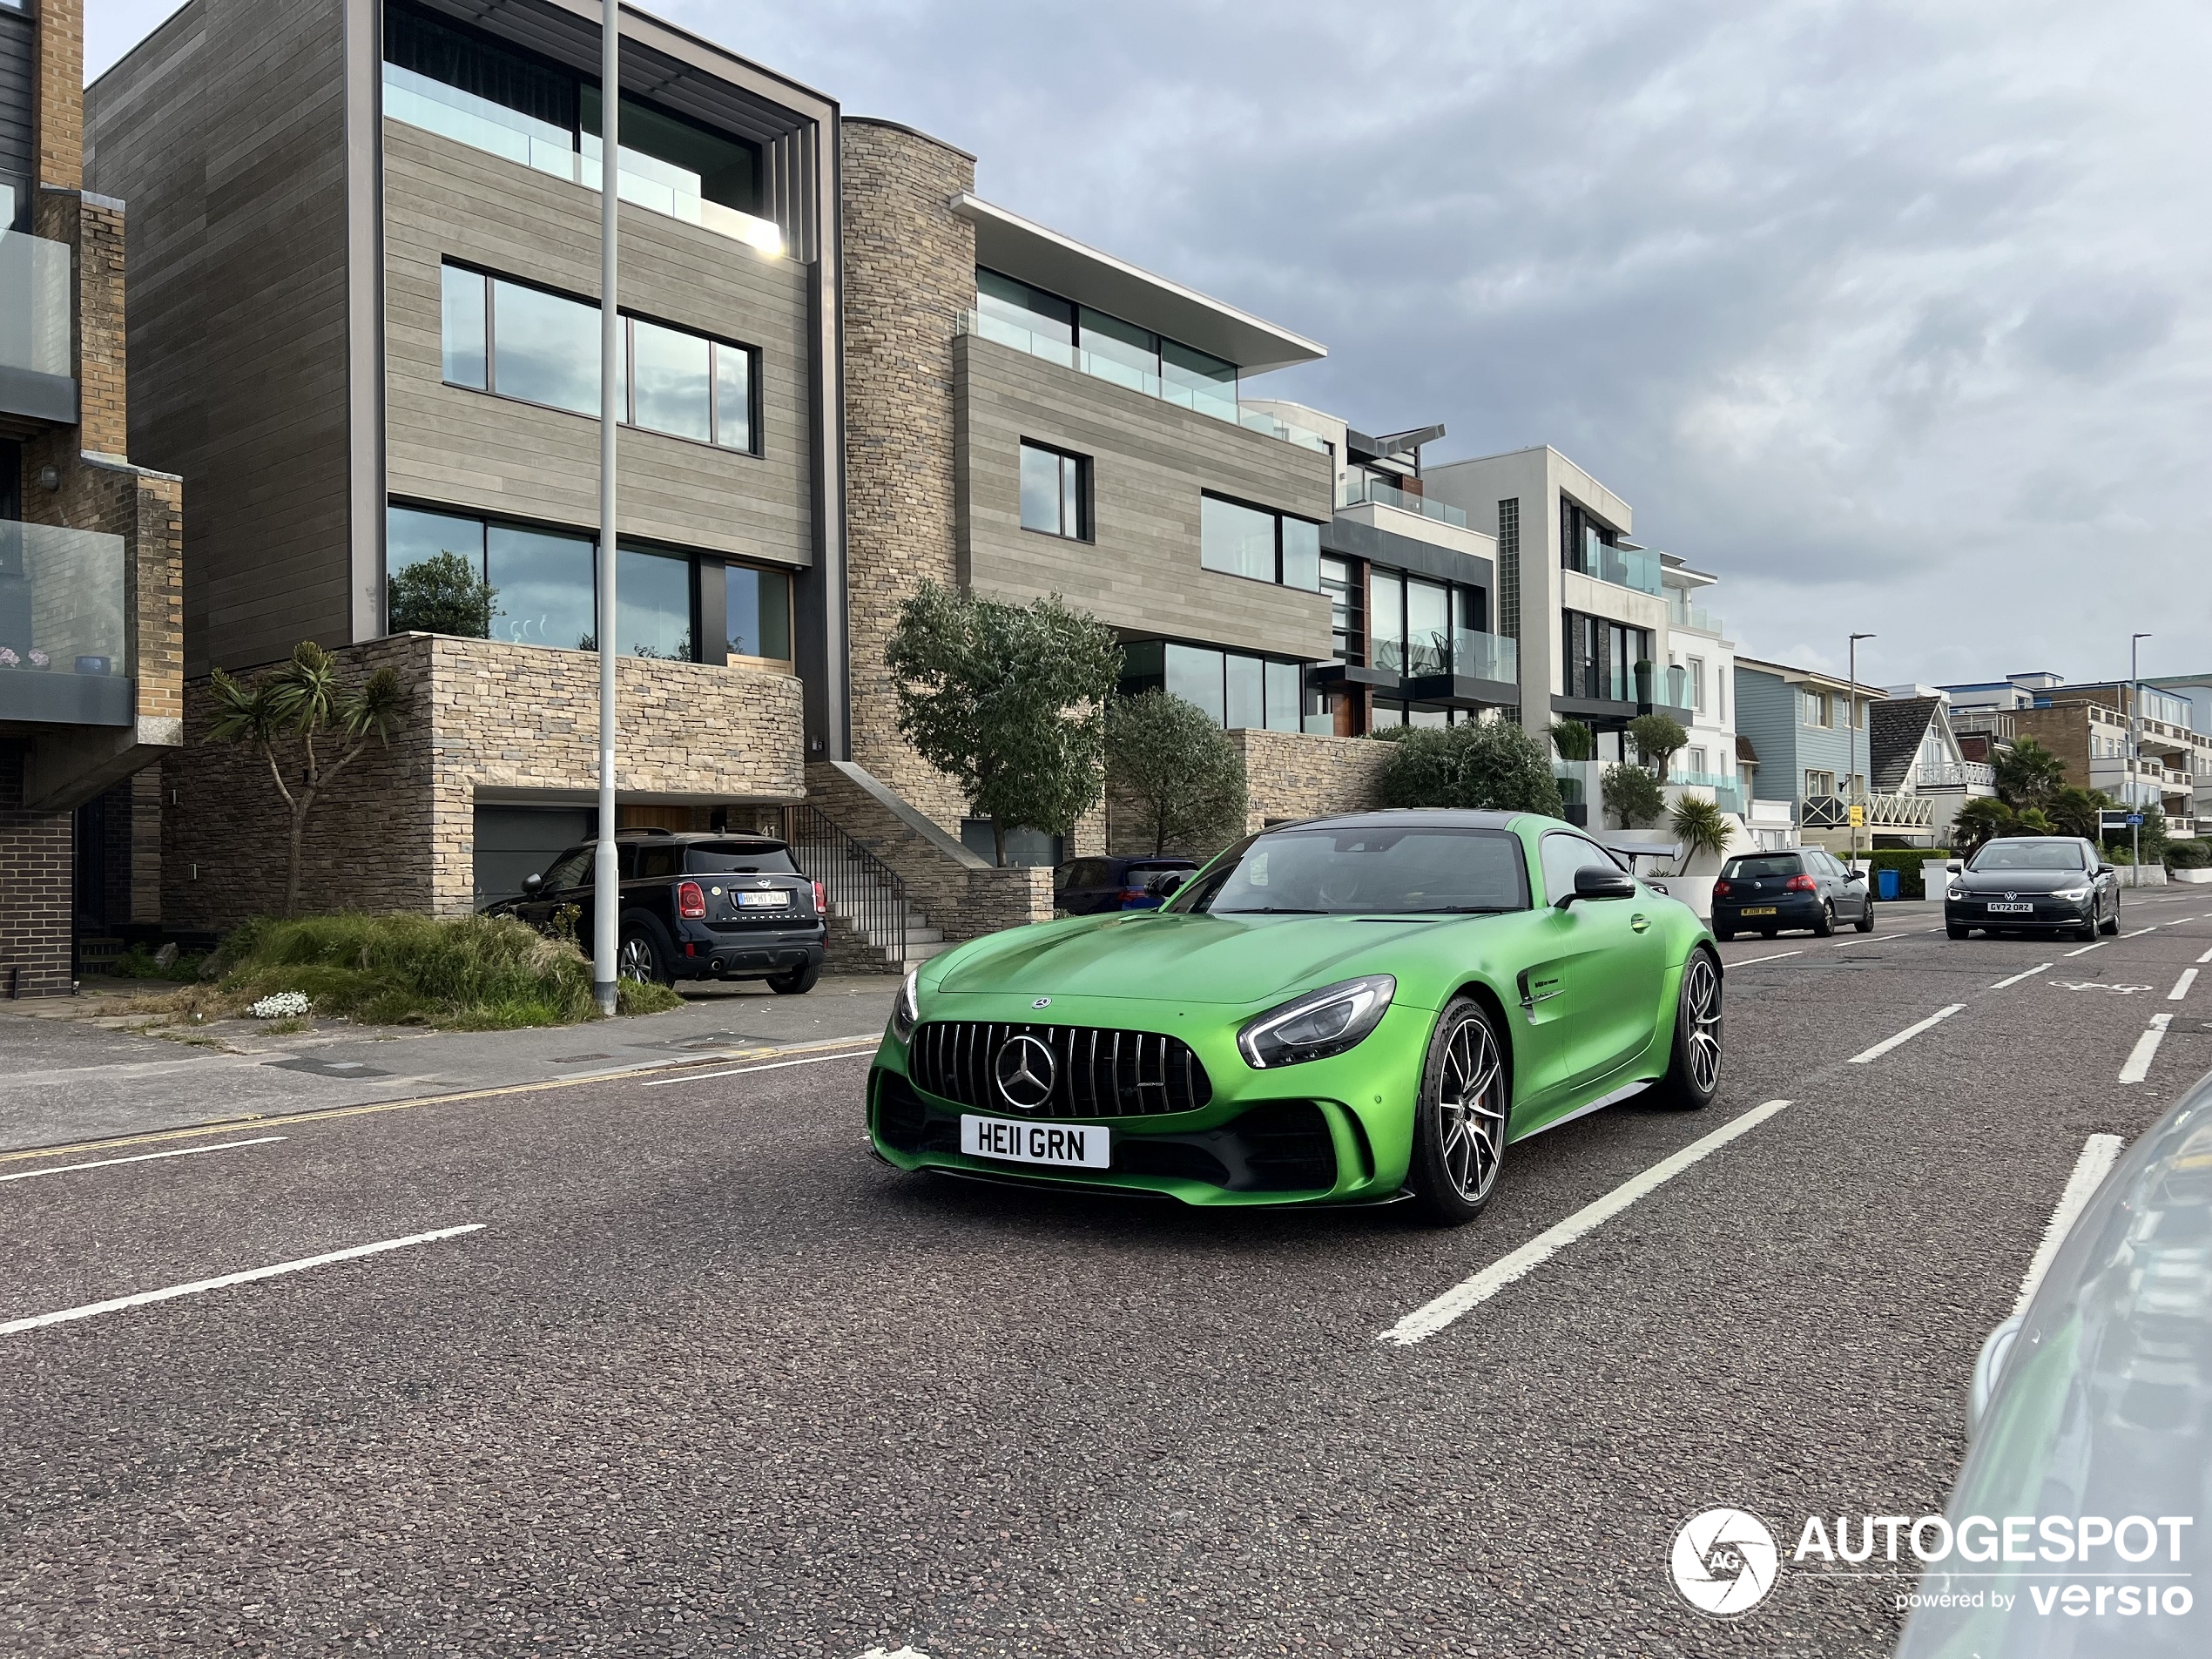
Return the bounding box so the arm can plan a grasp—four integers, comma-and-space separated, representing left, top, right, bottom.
2171, 969, 2199, 1001
1990, 963, 2052, 990
1728, 950, 1803, 968
1379, 1100, 1792, 1346
640, 1048, 875, 1089
2012, 1134, 2126, 1320
2064, 941, 2107, 957
0, 1224, 485, 1338
1848, 1004, 1965, 1065
2119, 1015, 2173, 1086
0, 1136, 287, 1184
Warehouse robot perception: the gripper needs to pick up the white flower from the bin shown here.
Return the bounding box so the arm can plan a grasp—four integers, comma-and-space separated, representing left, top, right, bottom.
251, 991, 312, 1020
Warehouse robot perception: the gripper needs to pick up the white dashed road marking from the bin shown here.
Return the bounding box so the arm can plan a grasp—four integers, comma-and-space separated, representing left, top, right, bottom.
2064, 941, 2107, 957
2124, 926, 2160, 938
0, 1224, 486, 1337
2013, 1135, 2126, 1318
2171, 969, 2198, 1001
2199, 947, 2212, 965
0, 1136, 287, 1184
1729, 950, 1802, 968
1379, 1100, 1792, 1346
2119, 1015, 2173, 1085
1848, 1005, 1964, 1065
1989, 963, 2051, 990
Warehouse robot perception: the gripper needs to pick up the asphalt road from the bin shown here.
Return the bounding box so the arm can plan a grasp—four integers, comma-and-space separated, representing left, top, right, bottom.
4, 891, 2210, 1657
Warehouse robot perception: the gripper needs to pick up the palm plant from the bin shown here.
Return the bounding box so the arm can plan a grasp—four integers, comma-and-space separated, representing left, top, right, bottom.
1992, 738, 2066, 810
2046, 784, 2113, 840
1548, 719, 1595, 761
1667, 793, 1733, 875
1951, 796, 2016, 853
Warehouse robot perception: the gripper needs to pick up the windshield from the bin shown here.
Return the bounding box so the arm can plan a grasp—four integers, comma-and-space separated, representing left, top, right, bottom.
1968, 840, 2086, 873
1173, 826, 1530, 916
1721, 854, 1803, 880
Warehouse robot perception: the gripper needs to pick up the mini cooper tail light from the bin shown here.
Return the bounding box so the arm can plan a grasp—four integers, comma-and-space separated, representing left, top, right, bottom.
678, 880, 707, 919
813, 880, 827, 914
1784, 873, 1817, 893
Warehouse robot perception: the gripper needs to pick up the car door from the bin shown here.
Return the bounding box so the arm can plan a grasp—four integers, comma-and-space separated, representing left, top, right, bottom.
516, 845, 591, 928
1819, 849, 1865, 917
1516, 833, 1669, 1117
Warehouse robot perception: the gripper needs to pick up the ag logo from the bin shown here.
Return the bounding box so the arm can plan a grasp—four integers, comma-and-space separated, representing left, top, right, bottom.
993, 1035, 1056, 1110
1670, 1507, 1779, 1615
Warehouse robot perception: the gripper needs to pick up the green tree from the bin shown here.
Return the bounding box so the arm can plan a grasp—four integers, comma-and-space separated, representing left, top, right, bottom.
1106, 690, 1247, 857
1952, 796, 2016, 853
1627, 712, 1689, 779
2046, 784, 2113, 840
2013, 806, 2056, 836
886, 583, 1123, 866
1379, 721, 1565, 815
1993, 738, 2066, 810
1667, 792, 1733, 874
1602, 763, 1665, 828
387, 551, 495, 638
206, 641, 409, 917
1548, 719, 1595, 760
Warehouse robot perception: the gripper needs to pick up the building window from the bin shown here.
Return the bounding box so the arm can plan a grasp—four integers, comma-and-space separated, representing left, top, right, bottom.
1607, 624, 1650, 703
1199, 495, 1320, 591
725, 563, 792, 663
1322, 556, 1359, 664
1804, 689, 1832, 728
1689, 745, 1709, 774
1123, 639, 1304, 732
1687, 656, 1706, 712
440, 263, 759, 452
1806, 769, 1836, 797
1018, 442, 1089, 539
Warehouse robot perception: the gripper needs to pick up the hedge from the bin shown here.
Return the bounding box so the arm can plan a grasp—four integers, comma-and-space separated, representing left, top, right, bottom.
1841, 847, 1955, 900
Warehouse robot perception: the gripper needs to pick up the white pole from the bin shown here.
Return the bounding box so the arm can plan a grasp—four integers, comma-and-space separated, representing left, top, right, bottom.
591, 1, 622, 1015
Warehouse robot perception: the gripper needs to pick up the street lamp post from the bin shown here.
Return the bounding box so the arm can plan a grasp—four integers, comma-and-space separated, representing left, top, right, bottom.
591, 2, 623, 1015
2132, 632, 2153, 879
1849, 633, 1876, 863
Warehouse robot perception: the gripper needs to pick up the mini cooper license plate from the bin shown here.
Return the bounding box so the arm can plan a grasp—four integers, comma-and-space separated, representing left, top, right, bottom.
961, 1115, 1111, 1169
1739, 905, 1778, 916
738, 890, 790, 907
1986, 902, 2034, 914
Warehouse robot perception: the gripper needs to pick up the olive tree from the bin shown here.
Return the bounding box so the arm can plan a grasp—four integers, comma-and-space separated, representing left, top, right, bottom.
1379, 721, 1565, 815
1106, 690, 1247, 857
206, 640, 409, 916
1627, 712, 1689, 780
887, 583, 1123, 866
1602, 763, 1665, 828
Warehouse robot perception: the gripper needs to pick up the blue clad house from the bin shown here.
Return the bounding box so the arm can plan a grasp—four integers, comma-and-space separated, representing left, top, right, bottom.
1734, 656, 1930, 849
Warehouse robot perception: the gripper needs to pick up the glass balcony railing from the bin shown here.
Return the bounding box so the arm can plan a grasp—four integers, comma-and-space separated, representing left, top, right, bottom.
1372, 629, 1517, 685
1569, 541, 1663, 597
956, 310, 1331, 453
1669, 770, 1744, 814
0, 229, 72, 380
0, 521, 132, 725
1338, 475, 1469, 529
1665, 591, 1723, 637
381, 64, 785, 256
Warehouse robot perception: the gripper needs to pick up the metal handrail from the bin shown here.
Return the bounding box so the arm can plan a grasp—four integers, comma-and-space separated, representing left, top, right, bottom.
781, 803, 909, 968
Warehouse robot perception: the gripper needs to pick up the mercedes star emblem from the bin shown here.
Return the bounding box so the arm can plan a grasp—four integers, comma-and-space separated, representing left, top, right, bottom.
1032, 996, 1052, 1008
994, 1035, 1057, 1110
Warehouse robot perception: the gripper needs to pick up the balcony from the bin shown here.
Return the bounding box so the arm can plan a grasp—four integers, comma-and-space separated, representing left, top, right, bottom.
1666, 772, 1744, 814
1912, 758, 1994, 791
1665, 591, 1725, 637
1337, 475, 1469, 529
1637, 660, 1690, 713
1799, 793, 1934, 831
0, 229, 77, 429
0, 521, 133, 725
956, 310, 1331, 453
1374, 628, 1517, 689
1568, 539, 1663, 597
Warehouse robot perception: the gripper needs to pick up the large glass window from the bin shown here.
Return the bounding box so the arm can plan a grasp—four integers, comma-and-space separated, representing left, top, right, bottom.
387, 506, 490, 637
1406, 580, 1450, 677
1264, 660, 1300, 732
1161, 341, 1238, 421
1019, 442, 1089, 539
1200, 496, 1319, 590
629, 319, 712, 444
489, 524, 597, 651
1225, 653, 1264, 731
725, 564, 792, 662
1078, 307, 1159, 393
1280, 517, 1320, 593
485, 277, 602, 417
976, 269, 1074, 347
1131, 640, 1304, 733
582, 86, 762, 221
1370, 570, 1404, 675
1164, 643, 1226, 726
442, 264, 488, 388
618, 546, 692, 660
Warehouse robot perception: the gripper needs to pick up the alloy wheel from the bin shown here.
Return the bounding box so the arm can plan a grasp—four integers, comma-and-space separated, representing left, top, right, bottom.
1682, 953, 1723, 1094
1437, 1014, 1507, 1204
617, 935, 657, 984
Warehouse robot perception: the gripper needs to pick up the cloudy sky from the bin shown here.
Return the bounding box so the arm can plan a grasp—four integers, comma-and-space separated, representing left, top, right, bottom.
88, 1, 2212, 689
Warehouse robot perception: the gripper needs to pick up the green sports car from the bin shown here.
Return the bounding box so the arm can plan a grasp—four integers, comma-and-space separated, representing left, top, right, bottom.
867, 810, 1723, 1225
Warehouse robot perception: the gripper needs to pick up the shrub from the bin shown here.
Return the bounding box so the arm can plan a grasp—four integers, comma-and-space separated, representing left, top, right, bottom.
1602, 763, 1665, 828
1952, 797, 2015, 853
1106, 691, 1247, 857
1379, 721, 1564, 815
1548, 719, 1595, 761
2165, 839, 2210, 870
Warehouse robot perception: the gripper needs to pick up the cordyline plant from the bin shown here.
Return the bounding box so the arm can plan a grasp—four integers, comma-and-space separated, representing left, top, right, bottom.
206, 641, 408, 916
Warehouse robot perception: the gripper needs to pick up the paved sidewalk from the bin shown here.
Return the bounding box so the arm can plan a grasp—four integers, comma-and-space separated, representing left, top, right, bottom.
0, 974, 896, 1154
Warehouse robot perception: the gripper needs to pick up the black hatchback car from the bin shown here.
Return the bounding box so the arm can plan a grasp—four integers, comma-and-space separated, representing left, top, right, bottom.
1710, 847, 1874, 940
1943, 835, 2120, 941
1053, 855, 1200, 916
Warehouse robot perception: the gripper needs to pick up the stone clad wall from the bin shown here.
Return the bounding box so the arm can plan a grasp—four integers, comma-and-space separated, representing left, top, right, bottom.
1232, 729, 1392, 834
164, 636, 806, 931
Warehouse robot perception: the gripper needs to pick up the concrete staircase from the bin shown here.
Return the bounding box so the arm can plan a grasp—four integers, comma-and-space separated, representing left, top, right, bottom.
787, 842, 951, 974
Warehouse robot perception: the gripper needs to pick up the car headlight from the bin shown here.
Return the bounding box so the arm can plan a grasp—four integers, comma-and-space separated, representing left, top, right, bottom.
1238, 975, 1396, 1069
890, 968, 920, 1042
2054, 886, 2090, 901
1947, 883, 1966, 900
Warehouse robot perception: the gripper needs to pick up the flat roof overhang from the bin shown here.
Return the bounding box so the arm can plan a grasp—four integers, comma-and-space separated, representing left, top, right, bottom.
954, 194, 1326, 374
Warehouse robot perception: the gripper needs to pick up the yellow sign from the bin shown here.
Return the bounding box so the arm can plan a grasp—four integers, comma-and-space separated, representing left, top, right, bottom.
1848, 804, 1865, 827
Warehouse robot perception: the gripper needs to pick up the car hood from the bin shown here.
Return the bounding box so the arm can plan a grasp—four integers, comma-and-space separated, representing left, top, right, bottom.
1954, 869, 2090, 892
931, 911, 1453, 1007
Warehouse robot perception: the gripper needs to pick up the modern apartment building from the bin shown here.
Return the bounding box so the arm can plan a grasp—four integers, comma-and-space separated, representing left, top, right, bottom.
1941, 671, 2205, 839
3, 0, 185, 994
88, 0, 843, 919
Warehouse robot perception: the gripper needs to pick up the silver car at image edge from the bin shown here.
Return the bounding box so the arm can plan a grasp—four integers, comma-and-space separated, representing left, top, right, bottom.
1896, 1066, 2212, 1656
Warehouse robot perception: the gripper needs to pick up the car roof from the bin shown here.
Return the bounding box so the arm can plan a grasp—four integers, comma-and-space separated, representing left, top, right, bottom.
1258, 809, 1527, 833
612, 830, 788, 846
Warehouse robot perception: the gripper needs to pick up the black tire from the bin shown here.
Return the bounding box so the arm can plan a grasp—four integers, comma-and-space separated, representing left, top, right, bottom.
1946, 924, 1970, 941
2100, 905, 2120, 936
1712, 925, 1736, 942
1812, 900, 1836, 938
1407, 996, 1511, 1227
617, 910, 677, 988
767, 959, 821, 995
1855, 899, 1875, 934
1651, 948, 1723, 1110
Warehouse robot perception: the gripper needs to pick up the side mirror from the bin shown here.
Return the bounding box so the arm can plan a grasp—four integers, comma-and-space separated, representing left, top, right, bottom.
1154, 872, 1187, 899
1561, 866, 1637, 908
523, 873, 543, 894
1946, 860, 1964, 873
1847, 869, 1866, 882
2099, 863, 2116, 876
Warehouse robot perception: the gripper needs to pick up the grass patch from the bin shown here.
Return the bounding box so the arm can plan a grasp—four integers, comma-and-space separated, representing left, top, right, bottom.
128, 913, 681, 1030
109, 942, 208, 981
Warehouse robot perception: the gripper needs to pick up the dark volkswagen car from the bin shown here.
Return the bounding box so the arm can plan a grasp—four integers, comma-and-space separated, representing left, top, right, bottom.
1053, 855, 1199, 916
1710, 847, 1873, 940
1944, 835, 2119, 941
487, 830, 828, 993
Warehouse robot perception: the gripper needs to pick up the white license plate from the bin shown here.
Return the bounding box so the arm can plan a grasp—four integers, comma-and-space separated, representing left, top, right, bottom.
1739, 906, 1778, 916
960, 1115, 1111, 1169
1986, 902, 2034, 914
738, 890, 790, 907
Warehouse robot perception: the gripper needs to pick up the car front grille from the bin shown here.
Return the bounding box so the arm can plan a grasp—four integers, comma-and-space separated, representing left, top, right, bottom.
907, 1021, 1212, 1119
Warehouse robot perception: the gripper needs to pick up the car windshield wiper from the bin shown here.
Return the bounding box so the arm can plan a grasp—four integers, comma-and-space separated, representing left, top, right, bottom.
1211, 906, 1326, 915
1412, 905, 1517, 914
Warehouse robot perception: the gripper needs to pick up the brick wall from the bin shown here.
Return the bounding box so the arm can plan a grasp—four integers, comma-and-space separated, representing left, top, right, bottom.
805, 759, 1053, 941
165, 636, 807, 932
34, 0, 84, 192
839, 118, 977, 833
0, 746, 73, 996
1233, 728, 1393, 834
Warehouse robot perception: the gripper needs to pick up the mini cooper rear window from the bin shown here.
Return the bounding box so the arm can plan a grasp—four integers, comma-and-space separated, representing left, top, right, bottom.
1177, 827, 1530, 916
685, 842, 799, 874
